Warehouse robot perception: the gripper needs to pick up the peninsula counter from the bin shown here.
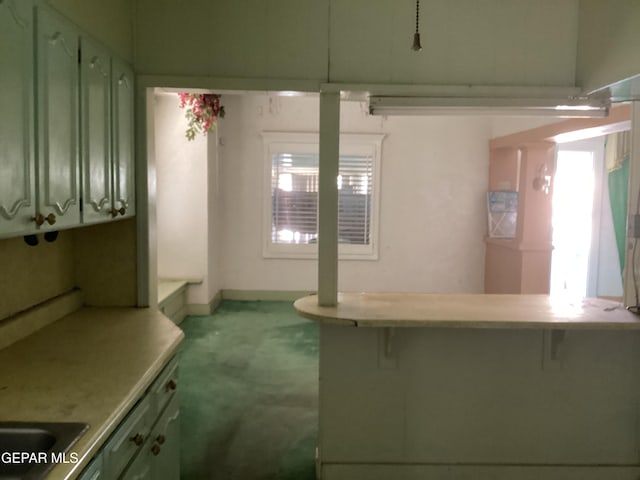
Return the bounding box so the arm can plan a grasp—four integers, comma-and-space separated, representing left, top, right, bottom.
294, 293, 640, 480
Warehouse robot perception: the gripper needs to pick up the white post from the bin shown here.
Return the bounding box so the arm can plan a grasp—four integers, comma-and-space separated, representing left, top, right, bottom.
624, 102, 640, 309
317, 91, 340, 306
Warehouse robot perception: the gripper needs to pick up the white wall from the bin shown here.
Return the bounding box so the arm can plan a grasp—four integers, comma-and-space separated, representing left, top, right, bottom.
329, 0, 578, 86
135, 0, 579, 88
47, 0, 133, 62
155, 93, 217, 305
134, 0, 328, 81
577, 0, 640, 92
217, 94, 493, 293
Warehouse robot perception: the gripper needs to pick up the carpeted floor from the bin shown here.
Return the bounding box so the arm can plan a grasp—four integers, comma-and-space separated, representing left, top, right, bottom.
178, 300, 319, 480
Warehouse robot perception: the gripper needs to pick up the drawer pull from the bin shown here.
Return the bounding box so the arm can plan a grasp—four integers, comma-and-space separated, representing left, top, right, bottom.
33, 213, 56, 226
165, 379, 177, 392
130, 433, 144, 446
151, 443, 161, 456
110, 207, 126, 218
156, 434, 165, 445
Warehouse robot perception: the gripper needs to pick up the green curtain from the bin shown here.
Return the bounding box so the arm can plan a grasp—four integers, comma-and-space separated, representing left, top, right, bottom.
608, 156, 629, 274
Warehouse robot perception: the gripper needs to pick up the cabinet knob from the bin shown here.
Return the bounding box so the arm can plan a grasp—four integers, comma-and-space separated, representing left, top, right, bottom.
110, 207, 126, 218
156, 434, 165, 445
33, 213, 56, 226
129, 433, 144, 446
151, 443, 161, 456
165, 379, 177, 392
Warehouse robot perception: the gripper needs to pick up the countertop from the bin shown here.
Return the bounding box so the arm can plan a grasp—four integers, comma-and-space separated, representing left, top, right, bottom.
0, 306, 184, 479
294, 292, 640, 329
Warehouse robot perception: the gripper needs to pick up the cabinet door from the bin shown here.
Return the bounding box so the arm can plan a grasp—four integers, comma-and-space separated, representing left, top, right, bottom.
80, 36, 112, 224
111, 57, 135, 219
0, 0, 36, 238
35, 5, 81, 230
150, 394, 181, 480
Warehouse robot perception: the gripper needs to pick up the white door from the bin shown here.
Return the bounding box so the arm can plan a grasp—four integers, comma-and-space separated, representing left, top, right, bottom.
551, 137, 623, 299
111, 57, 136, 218
0, 0, 36, 237
35, 5, 81, 230
80, 36, 112, 224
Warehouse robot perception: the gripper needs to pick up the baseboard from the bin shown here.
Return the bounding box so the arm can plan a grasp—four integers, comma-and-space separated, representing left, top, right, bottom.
186, 290, 223, 317
322, 464, 640, 480
221, 289, 316, 302
179, 290, 313, 319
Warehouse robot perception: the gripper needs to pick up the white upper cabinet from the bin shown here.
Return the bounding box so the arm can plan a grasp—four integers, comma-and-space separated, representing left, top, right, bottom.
35, 5, 81, 231
0, 0, 36, 237
80, 36, 113, 224
111, 57, 136, 219
0, 3, 135, 239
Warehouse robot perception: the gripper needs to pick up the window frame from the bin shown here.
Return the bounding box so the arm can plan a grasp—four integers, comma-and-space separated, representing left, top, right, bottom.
262, 131, 383, 260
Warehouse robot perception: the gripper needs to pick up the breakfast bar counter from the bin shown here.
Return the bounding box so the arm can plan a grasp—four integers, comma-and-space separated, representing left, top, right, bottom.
294, 292, 640, 329
295, 293, 640, 480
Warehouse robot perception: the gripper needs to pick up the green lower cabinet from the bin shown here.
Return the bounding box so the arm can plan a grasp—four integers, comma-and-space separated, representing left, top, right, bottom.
121, 395, 180, 480
77, 358, 180, 480
76, 452, 103, 480
119, 446, 151, 480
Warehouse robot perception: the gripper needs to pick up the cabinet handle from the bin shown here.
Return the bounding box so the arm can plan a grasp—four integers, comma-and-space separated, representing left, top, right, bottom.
129, 433, 144, 446
156, 434, 165, 445
33, 213, 56, 226
165, 379, 177, 392
110, 207, 126, 218
151, 443, 161, 456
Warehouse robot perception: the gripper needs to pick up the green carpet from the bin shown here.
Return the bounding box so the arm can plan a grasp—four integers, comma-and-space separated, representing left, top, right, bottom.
178, 301, 319, 480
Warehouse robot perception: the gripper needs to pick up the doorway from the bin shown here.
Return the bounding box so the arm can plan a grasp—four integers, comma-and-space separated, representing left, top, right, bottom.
550, 137, 623, 299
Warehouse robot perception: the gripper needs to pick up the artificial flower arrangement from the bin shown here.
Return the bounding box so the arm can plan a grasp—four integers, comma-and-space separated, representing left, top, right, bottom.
178, 93, 225, 141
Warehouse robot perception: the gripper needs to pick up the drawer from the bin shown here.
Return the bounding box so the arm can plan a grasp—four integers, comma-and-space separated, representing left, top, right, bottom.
149, 356, 178, 416
103, 394, 153, 479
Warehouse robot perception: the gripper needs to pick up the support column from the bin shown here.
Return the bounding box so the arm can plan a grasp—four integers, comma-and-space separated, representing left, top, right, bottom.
624, 102, 640, 308
317, 92, 340, 306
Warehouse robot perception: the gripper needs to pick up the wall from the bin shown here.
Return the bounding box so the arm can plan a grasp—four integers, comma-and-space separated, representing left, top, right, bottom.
328, 0, 578, 86
576, 0, 640, 93
135, 0, 579, 88
73, 219, 138, 306
134, 0, 328, 81
217, 93, 491, 293
46, 0, 134, 62
0, 219, 138, 322
0, 234, 75, 320
154, 93, 221, 306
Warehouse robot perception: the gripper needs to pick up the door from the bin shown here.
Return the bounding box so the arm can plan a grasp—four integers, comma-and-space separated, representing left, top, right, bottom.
35, 5, 81, 230
150, 395, 180, 480
80, 36, 112, 224
0, 0, 36, 237
111, 57, 135, 218
550, 137, 623, 299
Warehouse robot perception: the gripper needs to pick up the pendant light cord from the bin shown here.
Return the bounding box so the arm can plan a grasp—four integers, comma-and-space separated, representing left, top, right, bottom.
415, 0, 420, 34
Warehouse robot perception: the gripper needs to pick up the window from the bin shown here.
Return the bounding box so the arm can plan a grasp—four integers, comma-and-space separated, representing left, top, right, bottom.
262, 132, 383, 260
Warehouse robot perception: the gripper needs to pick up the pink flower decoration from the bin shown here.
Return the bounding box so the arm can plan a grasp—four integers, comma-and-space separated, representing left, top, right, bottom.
177, 93, 225, 141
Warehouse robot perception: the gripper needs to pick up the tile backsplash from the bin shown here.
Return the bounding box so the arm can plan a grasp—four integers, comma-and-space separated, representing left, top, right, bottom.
0, 232, 75, 321
0, 218, 137, 323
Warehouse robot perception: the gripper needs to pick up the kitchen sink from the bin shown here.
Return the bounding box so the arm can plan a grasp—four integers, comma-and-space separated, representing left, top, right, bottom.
0, 422, 88, 479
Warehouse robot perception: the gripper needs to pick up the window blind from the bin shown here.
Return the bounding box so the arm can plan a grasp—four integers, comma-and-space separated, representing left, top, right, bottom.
271, 152, 373, 245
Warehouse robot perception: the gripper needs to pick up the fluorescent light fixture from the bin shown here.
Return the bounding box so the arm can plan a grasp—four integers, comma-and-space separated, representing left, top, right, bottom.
368, 96, 610, 118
